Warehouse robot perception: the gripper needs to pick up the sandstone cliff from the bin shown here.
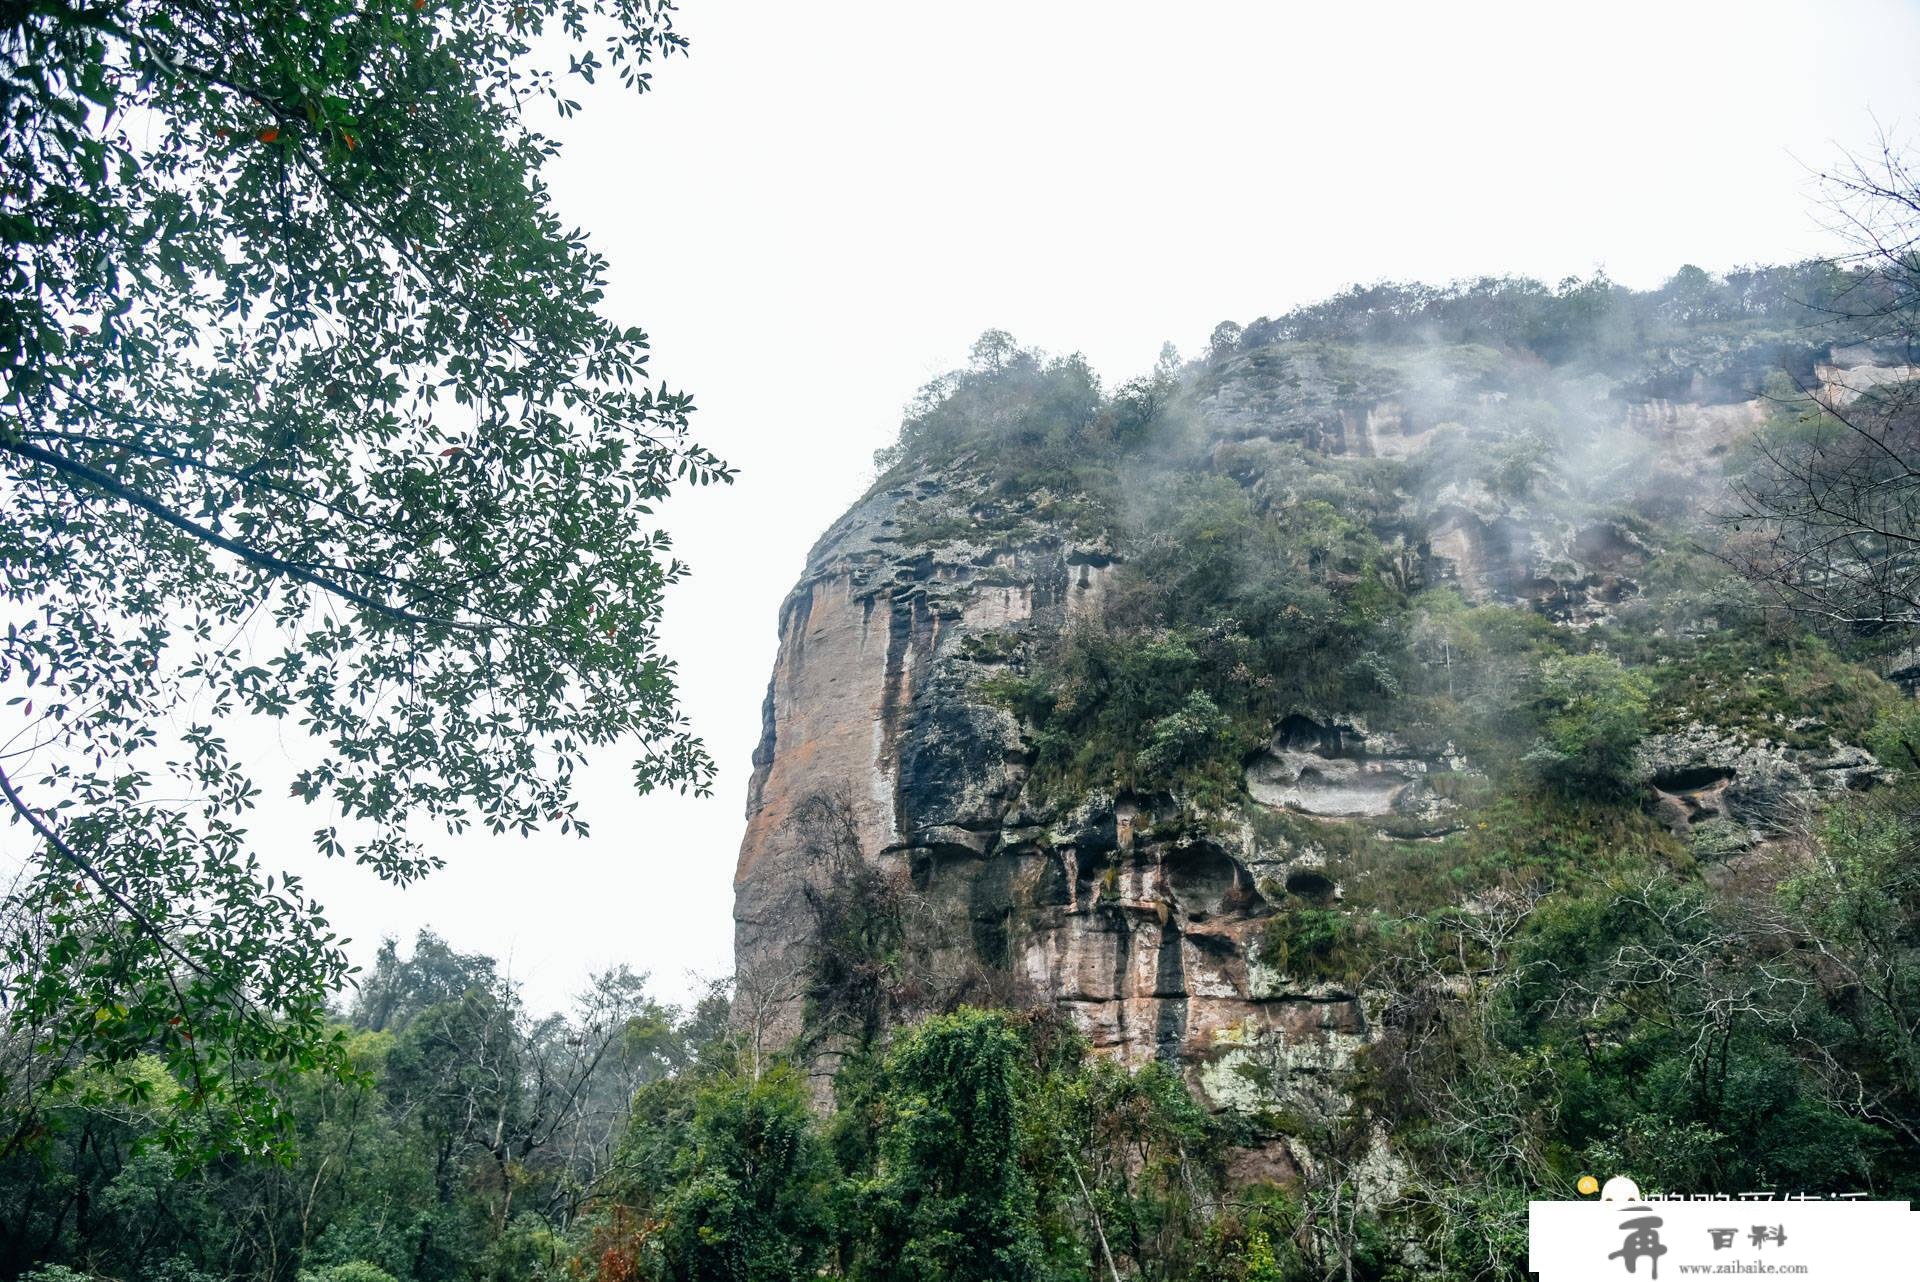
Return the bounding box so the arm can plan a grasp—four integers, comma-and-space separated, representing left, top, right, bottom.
732, 279, 1908, 1171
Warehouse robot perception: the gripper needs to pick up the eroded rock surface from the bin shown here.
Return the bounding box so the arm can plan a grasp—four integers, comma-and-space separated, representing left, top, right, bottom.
1246, 714, 1460, 826
733, 338, 1905, 1146
1636, 723, 1880, 849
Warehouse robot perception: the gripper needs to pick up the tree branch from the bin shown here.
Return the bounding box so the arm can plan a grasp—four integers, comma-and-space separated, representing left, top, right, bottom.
0, 433, 491, 633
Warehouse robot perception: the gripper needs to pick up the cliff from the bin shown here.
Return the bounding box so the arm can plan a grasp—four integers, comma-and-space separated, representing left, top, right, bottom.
731, 269, 1909, 1180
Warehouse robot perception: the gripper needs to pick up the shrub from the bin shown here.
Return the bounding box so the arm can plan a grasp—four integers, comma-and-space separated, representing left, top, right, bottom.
859, 1009, 1044, 1282
1867, 699, 1920, 776
1646, 635, 1895, 751
1263, 905, 1367, 985
298, 1265, 399, 1282
1525, 653, 1652, 796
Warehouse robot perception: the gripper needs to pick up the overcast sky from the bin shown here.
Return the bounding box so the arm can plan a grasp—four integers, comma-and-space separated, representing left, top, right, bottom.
280, 0, 1920, 1013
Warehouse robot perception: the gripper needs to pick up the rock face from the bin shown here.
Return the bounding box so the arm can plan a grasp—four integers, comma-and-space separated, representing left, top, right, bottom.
1246, 714, 1462, 828
731, 465, 1116, 1051
1637, 724, 1879, 848
732, 336, 1904, 1119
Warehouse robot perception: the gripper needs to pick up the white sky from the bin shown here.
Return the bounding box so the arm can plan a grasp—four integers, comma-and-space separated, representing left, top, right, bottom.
50, 1, 1920, 1015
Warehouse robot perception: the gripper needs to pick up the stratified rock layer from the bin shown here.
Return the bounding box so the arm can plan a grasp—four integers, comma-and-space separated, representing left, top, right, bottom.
733, 338, 1903, 1114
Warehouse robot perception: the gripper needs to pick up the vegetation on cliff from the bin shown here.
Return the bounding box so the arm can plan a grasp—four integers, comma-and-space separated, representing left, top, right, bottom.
813, 237, 1920, 1273
5, 0, 1919, 1277
8, 242, 1919, 1278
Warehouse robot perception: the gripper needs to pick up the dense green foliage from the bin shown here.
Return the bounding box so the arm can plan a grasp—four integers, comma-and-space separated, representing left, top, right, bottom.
6, 85, 1919, 1273
844, 260, 1920, 1275
0, 940, 1281, 1282
647, 1067, 831, 1282
556, 1003, 1295, 1282
0, 932, 723, 1282
888, 266, 1906, 826
0, 0, 728, 1159
1523, 654, 1653, 796
26, 846, 1918, 1282
856, 1010, 1044, 1282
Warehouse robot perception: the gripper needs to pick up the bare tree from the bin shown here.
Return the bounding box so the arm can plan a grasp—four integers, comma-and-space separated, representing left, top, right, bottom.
383, 963, 693, 1235
530, 966, 690, 1224
1810, 134, 1920, 348
732, 948, 811, 1084
1362, 889, 1557, 1279
1721, 373, 1920, 633
1719, 135, 1920, 638
792, 787, 944, 1052
1229, 1034, 1382, 1282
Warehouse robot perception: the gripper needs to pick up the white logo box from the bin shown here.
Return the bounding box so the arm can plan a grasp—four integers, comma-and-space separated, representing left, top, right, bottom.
1528, 1199, 1919, 1280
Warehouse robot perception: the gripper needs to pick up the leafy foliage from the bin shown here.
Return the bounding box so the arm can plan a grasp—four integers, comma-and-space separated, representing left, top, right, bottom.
987, 468, 1412, 808
853, 1009, 1045, 1282
10, 901, 1920, 1281
1642, 634, 1898, 751
0, 932, 723, 1282
651, 1067, 832, 1282
1523, 653, 1653, 796
0, 0, 729, 1157
605, 1004, 1241, 1282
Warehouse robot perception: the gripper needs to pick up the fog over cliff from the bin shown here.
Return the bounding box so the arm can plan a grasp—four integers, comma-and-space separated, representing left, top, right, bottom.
253, 2, 1920, 1019
730, 268, 1915, 1205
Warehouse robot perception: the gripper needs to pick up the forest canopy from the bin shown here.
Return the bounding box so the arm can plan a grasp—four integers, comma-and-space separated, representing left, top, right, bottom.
6, 3, 1920, 1274
0, 0, 729, 1161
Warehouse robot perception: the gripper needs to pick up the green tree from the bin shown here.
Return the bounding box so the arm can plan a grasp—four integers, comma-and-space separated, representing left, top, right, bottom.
351, 932, 499, 1033
0, 0, 730, 1160
0, 942, 715, 1281
1779, 792, 1920, 1146
858, 1009, 1044, 1282
654, 1067, 832, 1282
1525, 653, 1652, 795
299, 1264, 400, 1282
1042, 1057, 1217, 1282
